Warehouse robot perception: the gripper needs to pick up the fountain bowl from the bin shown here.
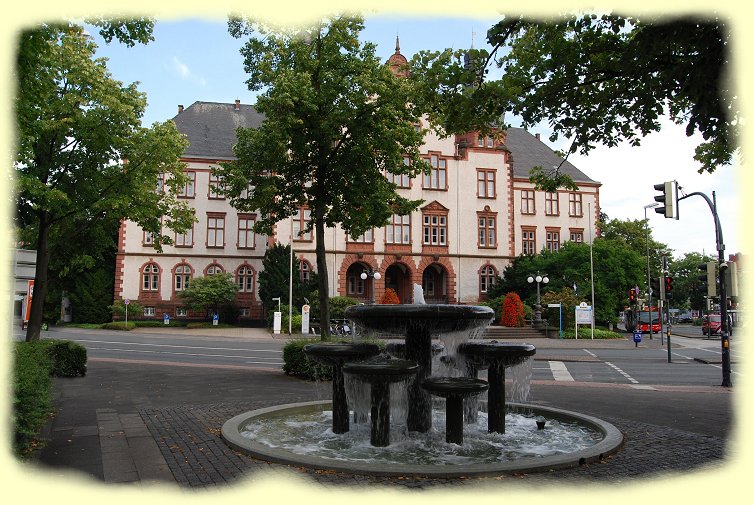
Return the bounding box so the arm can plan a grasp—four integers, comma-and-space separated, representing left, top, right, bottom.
221, 400, 624, 478
345, 304, 494, 334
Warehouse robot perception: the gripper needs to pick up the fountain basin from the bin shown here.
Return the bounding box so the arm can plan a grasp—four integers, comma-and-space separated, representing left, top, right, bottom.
345, 304, 494, 334
221, 400, 624, 478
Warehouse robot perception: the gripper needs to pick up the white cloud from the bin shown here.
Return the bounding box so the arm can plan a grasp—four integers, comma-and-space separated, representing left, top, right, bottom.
171, 56, 207, 87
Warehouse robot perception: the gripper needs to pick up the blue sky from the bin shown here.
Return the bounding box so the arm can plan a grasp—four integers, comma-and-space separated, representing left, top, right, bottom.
84, 14, 741, 258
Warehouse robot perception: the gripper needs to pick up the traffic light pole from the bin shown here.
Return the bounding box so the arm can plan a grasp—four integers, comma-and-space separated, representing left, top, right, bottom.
678, 190, 731, 387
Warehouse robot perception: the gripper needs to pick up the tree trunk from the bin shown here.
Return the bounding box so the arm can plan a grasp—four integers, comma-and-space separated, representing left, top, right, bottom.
315, 212, 330, 341
26, 212, 51, 342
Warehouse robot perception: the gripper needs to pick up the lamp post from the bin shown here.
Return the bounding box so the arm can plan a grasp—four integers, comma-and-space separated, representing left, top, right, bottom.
527, 273, 549, 325
360, 269, 381, 304
644, 202, 660, 339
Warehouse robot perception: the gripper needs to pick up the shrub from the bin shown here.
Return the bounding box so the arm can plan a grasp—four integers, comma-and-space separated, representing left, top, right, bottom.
380, 288, 400, 305
329, 296, 361, 319
282, 338, 334, 380
37, 340, 87, 377
13, 342, 53, 457
501, 292, 525, 327
102, 321, 135, 331
480, 295, 504, 323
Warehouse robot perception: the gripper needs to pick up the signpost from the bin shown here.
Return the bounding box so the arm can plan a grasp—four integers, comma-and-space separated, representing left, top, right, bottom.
633, 330, 642, 348
574, 302, 594, 339
272, 297, 281, 335
213, 313, 219, 326
124, 298, 129, 327
301, 304, 310, 335
164, 313, 170, 325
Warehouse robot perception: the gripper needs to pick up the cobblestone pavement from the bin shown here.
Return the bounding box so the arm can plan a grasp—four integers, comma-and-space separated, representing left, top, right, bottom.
140, 398, 728, 490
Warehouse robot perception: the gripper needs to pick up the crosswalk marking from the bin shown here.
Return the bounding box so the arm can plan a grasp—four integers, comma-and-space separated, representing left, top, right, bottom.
548, 361, 575, 381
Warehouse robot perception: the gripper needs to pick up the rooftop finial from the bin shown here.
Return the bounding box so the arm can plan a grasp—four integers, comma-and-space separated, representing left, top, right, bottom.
395, 34, 400, 54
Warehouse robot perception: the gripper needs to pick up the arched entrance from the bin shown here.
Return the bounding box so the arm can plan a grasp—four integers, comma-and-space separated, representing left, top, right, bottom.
384, 263, 412, 303
422, 263, 448, 304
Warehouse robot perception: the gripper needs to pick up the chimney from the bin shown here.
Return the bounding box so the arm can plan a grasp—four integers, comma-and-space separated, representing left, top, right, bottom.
235, 99, 241, 110
535, 133, 540, 140
178, 104, 184, 114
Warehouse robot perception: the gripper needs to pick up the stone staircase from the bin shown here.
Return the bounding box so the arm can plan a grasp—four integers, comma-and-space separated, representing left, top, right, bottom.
481, 325, 549, 340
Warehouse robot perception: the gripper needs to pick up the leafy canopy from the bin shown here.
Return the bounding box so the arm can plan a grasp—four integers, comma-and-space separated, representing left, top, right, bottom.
178, 273, 239, 316
410, 14, 736, 191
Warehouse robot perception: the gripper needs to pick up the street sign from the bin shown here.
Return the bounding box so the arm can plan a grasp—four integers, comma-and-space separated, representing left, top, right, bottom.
164, 313, 170, 325
301, 304, 310, 335
124, 298, 130, 305
213, 313, 219, 326
633, 330, 642, 343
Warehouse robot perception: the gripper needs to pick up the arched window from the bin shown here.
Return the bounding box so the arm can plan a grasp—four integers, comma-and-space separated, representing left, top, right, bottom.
206, 264, 224, 276
142, 263, 159, 292
237, 266, 254, 293
479, 265, 497, 295
174, 264, 192, 291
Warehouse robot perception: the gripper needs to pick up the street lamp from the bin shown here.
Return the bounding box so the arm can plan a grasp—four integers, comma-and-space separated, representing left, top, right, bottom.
644, 202, 660, 340
360, 269, 381, 304
527, 273, 549, 325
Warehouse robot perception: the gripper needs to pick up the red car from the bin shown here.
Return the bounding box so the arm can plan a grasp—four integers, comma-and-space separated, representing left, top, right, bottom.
702, 314, 722, 336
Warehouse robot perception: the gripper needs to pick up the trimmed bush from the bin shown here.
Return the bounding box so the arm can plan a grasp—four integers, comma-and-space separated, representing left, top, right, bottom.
380, 288, 400, 305
37, 340, 87, 377
282, 338, 333, 380
13, 342, 54, 457
102, 321, 136, 331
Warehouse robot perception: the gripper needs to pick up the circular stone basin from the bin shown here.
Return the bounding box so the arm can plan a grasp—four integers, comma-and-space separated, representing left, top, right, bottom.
385, 341, 445, 359
343, 355, 419, 383
421, 377, 489, 398
221, 401, 624, 478
458, 341, 537, 368
345, 304, 494, 334
303, 343, 380, 366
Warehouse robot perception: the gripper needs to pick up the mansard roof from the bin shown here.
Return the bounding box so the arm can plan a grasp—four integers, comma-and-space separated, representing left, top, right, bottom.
172, 101, 264, 160
504, 127, 600, 185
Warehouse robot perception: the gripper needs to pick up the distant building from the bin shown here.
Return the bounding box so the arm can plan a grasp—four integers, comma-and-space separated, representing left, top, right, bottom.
115, 48, 600, 322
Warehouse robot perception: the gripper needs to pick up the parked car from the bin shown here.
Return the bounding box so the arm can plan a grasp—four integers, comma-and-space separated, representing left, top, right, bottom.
677, 312, 694, 323
702, 314, 722, 336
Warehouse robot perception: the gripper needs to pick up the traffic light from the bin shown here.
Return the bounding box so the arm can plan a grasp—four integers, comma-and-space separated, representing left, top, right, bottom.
697, 261, 717, 298
653, 181, 679, 219
650, 277, 661, 300
725, 261, 739, 300
629, 288, 636, 303
664, 275, 673, 299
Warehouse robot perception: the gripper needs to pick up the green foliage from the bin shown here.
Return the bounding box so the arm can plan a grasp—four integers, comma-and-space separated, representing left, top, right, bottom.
15, 22, 195, 341
669, 251, 716, 311
329, 296, 361, 319
66, 268, 114, 323
221, 15, 429, 332
102, 321, 136, 331
13, 342, 53, 457
258, 243, 317, 310
109, 299, 144, 320
13, 339, 88, 456
410, 15, 736, 190
541, 287, 583, 329
282, 339, 334, 380
178, 273, 239, 319
479, 295, 504, 323
560, 328, 625, 340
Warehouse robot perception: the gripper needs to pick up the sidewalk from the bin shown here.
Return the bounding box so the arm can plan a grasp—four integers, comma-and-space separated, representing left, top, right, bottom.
26, 330, 733, 490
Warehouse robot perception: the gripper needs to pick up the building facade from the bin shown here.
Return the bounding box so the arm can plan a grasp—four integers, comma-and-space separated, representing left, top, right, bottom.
115, 50, 600, 321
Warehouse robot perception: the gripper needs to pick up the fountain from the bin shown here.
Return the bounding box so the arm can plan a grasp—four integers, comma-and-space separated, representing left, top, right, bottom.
222, 285, 624, 477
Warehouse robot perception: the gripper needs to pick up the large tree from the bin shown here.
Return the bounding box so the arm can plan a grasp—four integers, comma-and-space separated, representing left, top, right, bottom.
410, 14, 736, 191
15, 21, 195, 341
220, 15, 428, 337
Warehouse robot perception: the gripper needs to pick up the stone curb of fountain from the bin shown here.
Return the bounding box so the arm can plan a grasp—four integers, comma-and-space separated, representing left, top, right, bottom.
139, 401, 727, 489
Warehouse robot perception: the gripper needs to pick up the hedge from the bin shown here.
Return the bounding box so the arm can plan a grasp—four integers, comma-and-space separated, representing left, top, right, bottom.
13, 339, 88, 457
282, 337, 386, 381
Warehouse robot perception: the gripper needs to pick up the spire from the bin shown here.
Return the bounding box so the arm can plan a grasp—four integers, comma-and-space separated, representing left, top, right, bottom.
395, 34, 400, 54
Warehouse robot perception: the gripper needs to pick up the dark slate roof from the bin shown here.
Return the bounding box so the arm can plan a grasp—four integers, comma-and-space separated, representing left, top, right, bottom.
172, 101, 265, 160
505, 127, 599, 185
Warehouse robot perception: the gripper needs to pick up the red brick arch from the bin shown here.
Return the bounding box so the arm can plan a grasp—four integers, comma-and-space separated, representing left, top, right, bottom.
378, 258, 417, 303
337, 254, 379, 298
415, 255, 457, 303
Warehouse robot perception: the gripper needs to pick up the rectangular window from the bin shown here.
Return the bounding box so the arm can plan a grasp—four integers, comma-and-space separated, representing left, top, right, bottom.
349, 229, 374, 243
240, 308, 251, 317
423, 214, 447, 246
546, 230, 560, 252
545, 192, 559, 216
348, 275, 365, 295
143, 307, 155, 317
386, 214, 411, 244
478, 215, 497, 248
570, 229, 584, 243
155, 173, 165, 193
207, 215, 225, 248
293, 208, 312, 241
477, 169, 496, 198
521, 190, 535, 214
569, 193, 583, 217
175, 226, 193, 247
143, 231, 154, 246
176, 307, 188, 317
423, 154, 447, 190
386, 157, 411, 188
522, 228, 536, 255
178, 171, 195, 198
209, 173, 225, 199
237, 216, 256, 249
